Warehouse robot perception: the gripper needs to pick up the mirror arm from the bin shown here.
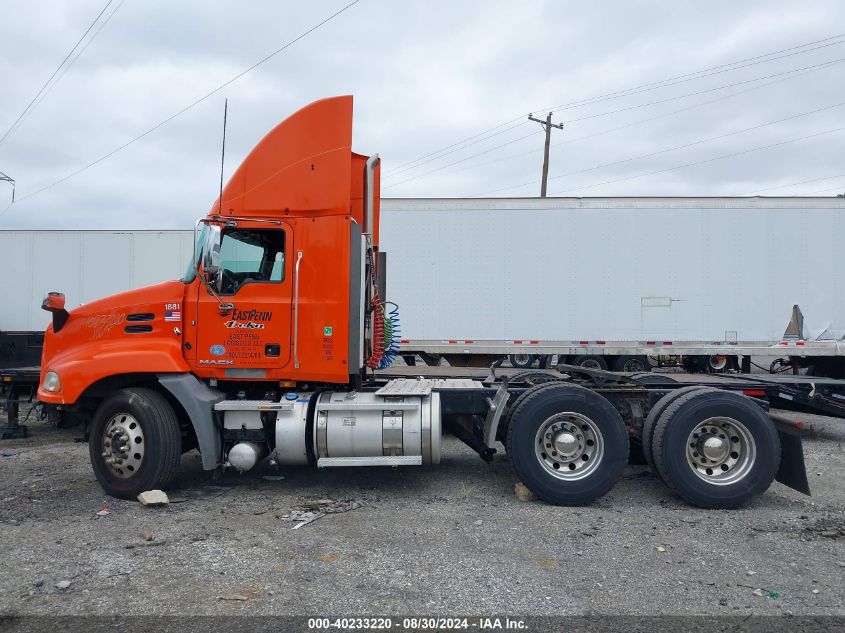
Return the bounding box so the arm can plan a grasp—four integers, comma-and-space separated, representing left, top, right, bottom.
201, 277, 234, 316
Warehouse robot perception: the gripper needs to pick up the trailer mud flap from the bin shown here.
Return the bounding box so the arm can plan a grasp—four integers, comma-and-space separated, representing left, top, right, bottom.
774, 429, 810, 495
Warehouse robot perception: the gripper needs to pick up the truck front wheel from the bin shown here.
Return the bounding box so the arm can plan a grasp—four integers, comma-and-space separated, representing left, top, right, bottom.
89, 388, 182, 499
506, 383, 628, 505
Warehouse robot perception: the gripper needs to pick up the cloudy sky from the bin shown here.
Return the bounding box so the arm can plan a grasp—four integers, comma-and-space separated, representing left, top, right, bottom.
0, 0, 843, 229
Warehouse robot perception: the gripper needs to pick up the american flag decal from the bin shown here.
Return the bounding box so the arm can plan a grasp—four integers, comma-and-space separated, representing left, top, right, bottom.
164, 310, 181, 322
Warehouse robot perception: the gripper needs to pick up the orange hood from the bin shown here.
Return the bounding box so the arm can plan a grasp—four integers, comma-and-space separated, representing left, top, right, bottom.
39, 280, 189, 404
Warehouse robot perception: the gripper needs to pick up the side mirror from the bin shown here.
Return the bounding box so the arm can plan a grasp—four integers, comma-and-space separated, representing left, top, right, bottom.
201, 225, 222, 284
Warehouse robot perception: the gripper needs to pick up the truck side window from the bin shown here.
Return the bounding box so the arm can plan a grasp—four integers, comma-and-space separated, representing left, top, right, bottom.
218, 229, 285, 295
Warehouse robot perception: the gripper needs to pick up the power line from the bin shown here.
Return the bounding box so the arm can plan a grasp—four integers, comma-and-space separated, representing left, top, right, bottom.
386, 56, 845, 191
24, 0, 128, 125
385, 32, 845, 178
735, 173, 845, 196
544, 126, 845, 197
384, 129, 541, 189
407, 65, 832, 186
478, 101, 845, 196
802, 184, 845, 195
382, 120, 528, 180
0, 0, 363, 219
0, 0, 114, 147
556, 57, 845, 126
544, 38, 845, 117
387, 36, 845, 182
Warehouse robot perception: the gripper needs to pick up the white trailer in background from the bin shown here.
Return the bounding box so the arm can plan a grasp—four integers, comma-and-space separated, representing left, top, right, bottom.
379, 196, 845, 375
0, 231, 194, 371
1, 230, 194, 332
2, 197, 845, 375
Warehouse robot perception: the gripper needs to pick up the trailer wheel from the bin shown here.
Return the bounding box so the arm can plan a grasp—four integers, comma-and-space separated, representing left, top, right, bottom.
509, 354, 537, 369
613, 355, 651, 372
89, 388, 182, 499
506, 383, 628, 505
567, 355, 609, 385
651, 390, 780, 509
642, 386, 715, 479
574, 355, 607, 371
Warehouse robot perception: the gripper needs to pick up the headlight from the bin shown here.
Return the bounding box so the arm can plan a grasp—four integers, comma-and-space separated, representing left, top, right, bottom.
42, 371, 61, 393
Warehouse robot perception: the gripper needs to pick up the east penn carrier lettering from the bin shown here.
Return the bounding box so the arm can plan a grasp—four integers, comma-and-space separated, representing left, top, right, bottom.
224, 309, 273, 330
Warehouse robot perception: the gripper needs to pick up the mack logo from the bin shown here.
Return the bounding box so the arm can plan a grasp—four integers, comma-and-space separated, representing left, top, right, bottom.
199, 359, 235, 365
224, 320, 265, 330
232, 309, 272, 322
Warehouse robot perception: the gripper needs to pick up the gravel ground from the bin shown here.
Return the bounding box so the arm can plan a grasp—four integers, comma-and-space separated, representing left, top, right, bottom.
0, 397, 844, 618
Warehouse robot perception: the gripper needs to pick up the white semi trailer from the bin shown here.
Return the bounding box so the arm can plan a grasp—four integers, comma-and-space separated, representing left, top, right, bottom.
380, 196, 845, 376
2, 196, 844, 376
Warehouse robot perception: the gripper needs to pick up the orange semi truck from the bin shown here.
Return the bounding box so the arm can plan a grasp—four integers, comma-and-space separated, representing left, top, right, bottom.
35, 96, 823, 508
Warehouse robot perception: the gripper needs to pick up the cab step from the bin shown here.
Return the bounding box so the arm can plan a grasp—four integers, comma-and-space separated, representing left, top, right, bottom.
214, 400, 291, 412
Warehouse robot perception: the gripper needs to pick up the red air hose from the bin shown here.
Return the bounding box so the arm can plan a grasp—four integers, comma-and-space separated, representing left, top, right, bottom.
366, 291, 385, 369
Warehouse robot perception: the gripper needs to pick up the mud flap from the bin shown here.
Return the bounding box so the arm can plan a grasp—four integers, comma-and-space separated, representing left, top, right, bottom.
774, 429, 810, 495
157, 373, 224, 470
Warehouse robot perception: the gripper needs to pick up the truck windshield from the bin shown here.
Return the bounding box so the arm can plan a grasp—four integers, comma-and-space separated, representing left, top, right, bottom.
182, 223, 208, 283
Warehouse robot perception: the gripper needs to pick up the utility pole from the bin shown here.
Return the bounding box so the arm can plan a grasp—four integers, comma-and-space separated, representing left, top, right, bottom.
528, 112, 563, 197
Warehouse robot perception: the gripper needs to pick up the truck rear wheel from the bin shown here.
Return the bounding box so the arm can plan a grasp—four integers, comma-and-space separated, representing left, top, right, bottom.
89, 388, 182, 499
509, 354, 537, 368
651, 390, 780, 509
506, 383, 628, 505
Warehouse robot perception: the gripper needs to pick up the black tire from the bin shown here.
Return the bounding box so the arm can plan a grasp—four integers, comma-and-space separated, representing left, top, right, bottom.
642, 386, 715, 478
497, 372, 565, 444
564, 355, 610, 385
651, 390, 780, 509
508, 370, 564, 386
506, 383, 629, 505
628, 372, 678, 386
509, 353, 538, 369
573, 355, 608, 371
613, 355, 651, 372
89, 387, 182, 499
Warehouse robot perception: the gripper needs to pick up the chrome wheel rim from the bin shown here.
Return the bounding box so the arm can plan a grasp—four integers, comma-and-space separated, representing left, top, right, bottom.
101, 413, 145, 478
534, 412, 604, 480
513, 354, 531, 366
686, 416, 755, 485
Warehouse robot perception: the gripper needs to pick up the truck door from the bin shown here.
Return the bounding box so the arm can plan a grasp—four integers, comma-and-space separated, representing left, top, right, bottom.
195, 225, 292, 370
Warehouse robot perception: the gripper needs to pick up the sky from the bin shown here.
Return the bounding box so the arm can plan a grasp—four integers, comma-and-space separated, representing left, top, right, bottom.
0, 0, 843, 229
